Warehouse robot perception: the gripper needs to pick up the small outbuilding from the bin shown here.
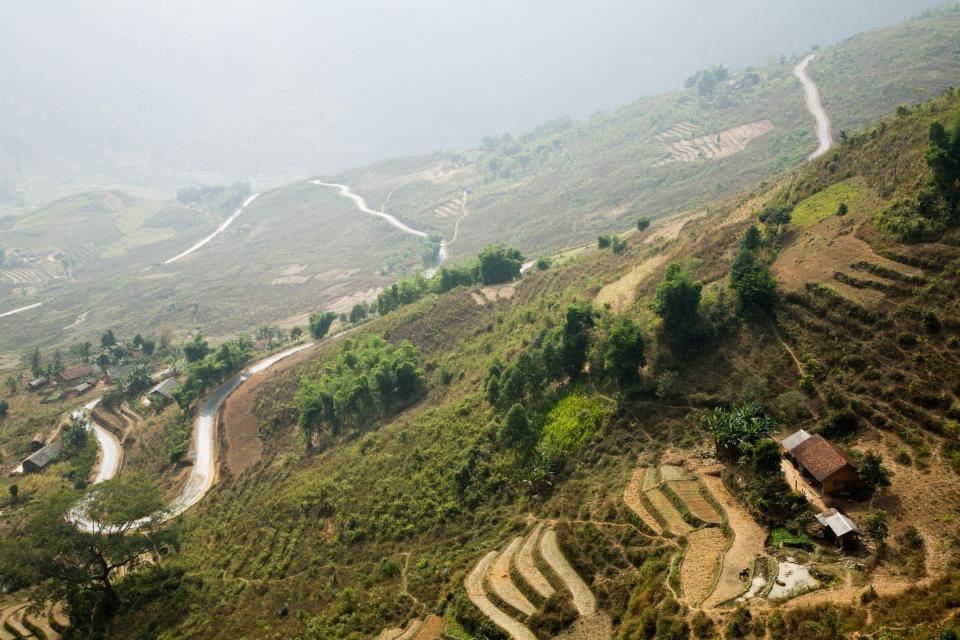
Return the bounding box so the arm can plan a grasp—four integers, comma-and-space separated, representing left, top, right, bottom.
29, 432, 47, 451
27, 376, 48, 392
816, 508, 860, 547
21, 442, 62, 473
147, 378, 178, 405
73, 381, 93, 396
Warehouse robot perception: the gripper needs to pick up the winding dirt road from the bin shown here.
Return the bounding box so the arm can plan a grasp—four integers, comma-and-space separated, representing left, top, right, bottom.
312, 181, 450, 276
793, 53, 833, 160
71, 342, 315, 531
164, 193, 262, 264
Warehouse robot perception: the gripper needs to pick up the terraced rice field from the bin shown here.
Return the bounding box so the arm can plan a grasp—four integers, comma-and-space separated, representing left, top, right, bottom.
679, 527, 727, 606
668, 480, 723, 524
623, 468, 663, 534
653, 120, 774, 166
463, 522, 597, 639
659, 464, 689, 482
645, 488, 693, 535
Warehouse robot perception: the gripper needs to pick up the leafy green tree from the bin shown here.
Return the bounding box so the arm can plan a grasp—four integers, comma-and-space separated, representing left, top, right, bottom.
637, 216, 651, 231
600, 317, 646, 387
651, 263, 703, 335
865, 509, 889, 548
8, 484, 17, 504
536, 256, 551, 270
560, 303, 594, 379
477, 244, 524, 285
758, 203, 793, 226
3, 375, 16, 393
140, 336, 156, 355
499, 403, 535, 452
182, 335, 210, 363
349, 302, 369, 324
0, 479, 177, 627
291, 326, 304, 340
597, 235, 611, 249
741, 225, 762, 250
703, 403, 776, 460
730, 249, 777, 310
63, 414, 89, 453
28, 346, 43, 378
308, 312, 337, 340
0, 400, 7, 418
100, 330, 117, 348
926, 114, 960, 212
855, 450, 892, 493
837, 202, 848, 216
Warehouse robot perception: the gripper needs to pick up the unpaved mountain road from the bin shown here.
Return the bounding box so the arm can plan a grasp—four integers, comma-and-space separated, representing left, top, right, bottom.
0, 301, 44, 319
794, 53, 833, 160
313, 181, 453, 276
163, 192, 262, 264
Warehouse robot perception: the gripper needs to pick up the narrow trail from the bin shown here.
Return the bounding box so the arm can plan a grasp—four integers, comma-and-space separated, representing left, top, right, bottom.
793, 53, 833, 160
163, 193, 261, 264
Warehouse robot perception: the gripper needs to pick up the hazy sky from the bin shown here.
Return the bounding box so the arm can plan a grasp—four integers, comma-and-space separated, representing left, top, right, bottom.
0, 0, 946, 191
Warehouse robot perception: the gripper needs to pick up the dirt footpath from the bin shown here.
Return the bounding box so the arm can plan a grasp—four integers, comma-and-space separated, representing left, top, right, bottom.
221, 346, 315, 476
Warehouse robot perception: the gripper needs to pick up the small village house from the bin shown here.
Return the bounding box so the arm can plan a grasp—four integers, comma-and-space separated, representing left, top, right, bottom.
27, 376, 48, 392
21, 442, 62, 473
106, 363, 137, 384
781, 429, 863, 496
58, 363, 97, 385
815, 508, 860, 548
146, 378, 178, 405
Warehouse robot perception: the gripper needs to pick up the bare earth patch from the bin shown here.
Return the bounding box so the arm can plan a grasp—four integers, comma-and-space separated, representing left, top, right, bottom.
221, 346, 315, 476
680, 527, 727, 607
516, 523, 555, 600
594, 254, 668, 313
772, 214, 921, 307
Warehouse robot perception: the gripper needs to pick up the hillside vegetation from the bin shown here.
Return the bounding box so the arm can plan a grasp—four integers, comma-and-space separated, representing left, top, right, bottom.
45, 82, 960, 639
4, 12, 960, 361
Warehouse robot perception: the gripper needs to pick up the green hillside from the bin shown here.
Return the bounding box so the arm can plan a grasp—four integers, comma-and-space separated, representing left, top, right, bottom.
25, 85, 956, 639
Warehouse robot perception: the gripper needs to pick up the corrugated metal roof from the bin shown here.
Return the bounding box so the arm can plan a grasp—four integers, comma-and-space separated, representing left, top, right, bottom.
781, 429, 811, 452
23, 441, 62, 469
147, 378, 178, 399
816, 508, 860, 537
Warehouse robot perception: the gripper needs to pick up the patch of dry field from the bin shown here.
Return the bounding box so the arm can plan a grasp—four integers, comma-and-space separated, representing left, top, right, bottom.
594, 254, 668, 313
623, 468, 663, 534
668, 480, 723, 524
679, 527, 726, 606
645, 488, 693, 535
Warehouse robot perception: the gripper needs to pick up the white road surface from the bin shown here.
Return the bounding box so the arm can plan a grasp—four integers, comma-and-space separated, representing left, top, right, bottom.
0, 301, 43, 319
793, 53, 833, 160
163, 193, 261, 264
71, 342, 315, 530
313, 181, 449, 276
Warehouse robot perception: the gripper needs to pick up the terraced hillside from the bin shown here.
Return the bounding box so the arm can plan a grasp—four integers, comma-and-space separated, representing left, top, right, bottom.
7, 17, 960, 640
